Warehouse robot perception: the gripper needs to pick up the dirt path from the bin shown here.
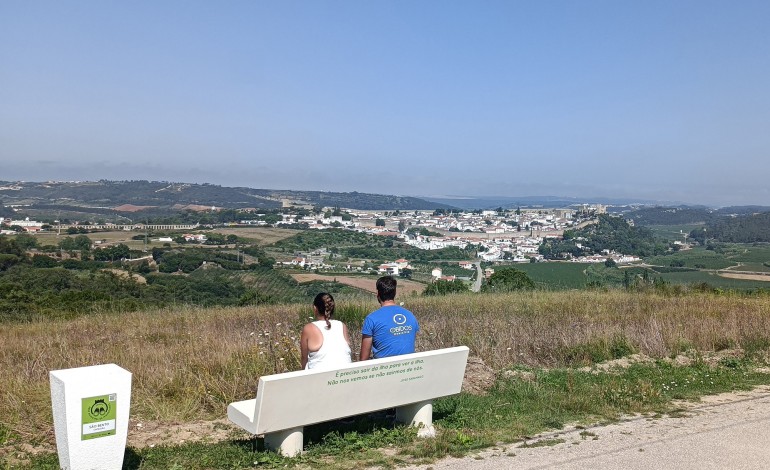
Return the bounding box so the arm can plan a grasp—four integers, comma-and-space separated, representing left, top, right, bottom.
405, 385, 770, 470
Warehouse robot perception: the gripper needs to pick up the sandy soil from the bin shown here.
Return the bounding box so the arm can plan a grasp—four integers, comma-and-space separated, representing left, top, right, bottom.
718, 272, 770, 282
113, 204, 156, 212
291, 273, 426, 296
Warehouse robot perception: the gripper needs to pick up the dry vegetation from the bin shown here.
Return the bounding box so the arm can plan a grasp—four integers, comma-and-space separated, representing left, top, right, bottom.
211, 227, 300, 245
3, 290, 770, 451
291, 273, 426, 296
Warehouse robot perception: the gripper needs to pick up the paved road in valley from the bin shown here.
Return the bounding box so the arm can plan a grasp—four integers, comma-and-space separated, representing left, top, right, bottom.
472, 262, 482, 292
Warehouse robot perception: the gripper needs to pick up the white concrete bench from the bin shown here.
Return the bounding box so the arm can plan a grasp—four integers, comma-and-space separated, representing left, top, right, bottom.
227, 346, 469, 456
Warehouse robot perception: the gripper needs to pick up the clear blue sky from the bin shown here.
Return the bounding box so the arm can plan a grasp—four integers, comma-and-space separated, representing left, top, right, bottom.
2, 1, 769, 206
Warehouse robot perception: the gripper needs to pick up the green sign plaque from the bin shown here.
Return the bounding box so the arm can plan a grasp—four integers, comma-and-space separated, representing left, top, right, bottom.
81, 393, 117, 440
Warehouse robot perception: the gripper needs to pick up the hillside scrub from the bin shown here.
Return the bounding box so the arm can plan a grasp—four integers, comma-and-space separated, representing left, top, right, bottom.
3, 290, 770, 451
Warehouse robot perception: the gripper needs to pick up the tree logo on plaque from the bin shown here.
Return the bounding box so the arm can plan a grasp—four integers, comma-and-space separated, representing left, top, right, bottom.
81, 393, 117, 440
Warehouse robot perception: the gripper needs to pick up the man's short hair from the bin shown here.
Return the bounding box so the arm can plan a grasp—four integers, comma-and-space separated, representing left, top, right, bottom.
376, 276, 397, 301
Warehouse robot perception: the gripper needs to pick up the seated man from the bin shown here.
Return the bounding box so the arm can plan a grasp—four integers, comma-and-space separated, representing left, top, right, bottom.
360, 276, 419, 360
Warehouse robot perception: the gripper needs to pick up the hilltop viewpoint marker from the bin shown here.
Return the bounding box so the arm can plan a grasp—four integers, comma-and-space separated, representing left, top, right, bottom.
50, 364, 132, 470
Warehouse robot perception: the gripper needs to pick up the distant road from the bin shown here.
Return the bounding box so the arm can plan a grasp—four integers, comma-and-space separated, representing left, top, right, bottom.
472, 262, 482, 292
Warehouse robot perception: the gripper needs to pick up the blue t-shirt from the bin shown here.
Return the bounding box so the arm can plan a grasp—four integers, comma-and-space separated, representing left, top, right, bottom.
361, 305, 419, 359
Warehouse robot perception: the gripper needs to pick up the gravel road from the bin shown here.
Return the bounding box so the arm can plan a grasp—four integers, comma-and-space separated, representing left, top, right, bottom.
405, 385, 770, 470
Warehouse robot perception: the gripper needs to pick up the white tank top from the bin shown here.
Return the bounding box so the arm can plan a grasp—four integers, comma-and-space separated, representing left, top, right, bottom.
306, 320, 352, 370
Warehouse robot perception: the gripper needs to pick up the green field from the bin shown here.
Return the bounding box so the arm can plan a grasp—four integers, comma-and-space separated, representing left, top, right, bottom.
723, 244, 770, 272
509, 262, 588, 289
645, 244, 770, 273
655, 270, 770, 290
646, 246, 734, 269
646, 224, 705, 242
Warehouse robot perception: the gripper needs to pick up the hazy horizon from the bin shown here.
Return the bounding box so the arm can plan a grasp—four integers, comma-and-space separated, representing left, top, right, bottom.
2, 1, 769, 207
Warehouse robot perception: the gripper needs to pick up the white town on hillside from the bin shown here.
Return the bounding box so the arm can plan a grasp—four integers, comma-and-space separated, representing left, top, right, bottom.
1, 203, 644, 274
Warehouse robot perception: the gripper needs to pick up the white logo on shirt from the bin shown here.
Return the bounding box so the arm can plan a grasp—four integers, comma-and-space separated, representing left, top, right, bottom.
393, 313, 407, 325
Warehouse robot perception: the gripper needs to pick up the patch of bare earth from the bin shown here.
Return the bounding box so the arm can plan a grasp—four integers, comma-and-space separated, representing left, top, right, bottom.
113, 204, 156, 212
578, 353, 655, 373
718, 272, 770, 282
127, 419, 247, 448
462, 356, 497, 395
576, 349, 747, 373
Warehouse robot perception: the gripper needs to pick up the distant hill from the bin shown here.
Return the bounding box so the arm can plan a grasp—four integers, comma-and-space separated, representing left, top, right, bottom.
420, 195, 665, 210
0, 180, 454, 217
697, 211, 770, 243
624, 206, 770, 226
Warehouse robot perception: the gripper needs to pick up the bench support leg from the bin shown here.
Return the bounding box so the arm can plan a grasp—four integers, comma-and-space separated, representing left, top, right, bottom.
264, 426, 304, 457
396, 400, 435, 438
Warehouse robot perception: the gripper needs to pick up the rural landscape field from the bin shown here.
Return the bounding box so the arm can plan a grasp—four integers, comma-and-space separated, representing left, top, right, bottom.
4, 1, 770, 467
4, 193, 770, 468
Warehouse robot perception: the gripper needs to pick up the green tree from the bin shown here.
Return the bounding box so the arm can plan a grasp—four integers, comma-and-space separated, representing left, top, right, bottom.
423, 279, 469, 296
482, 267, 535, 292
13, 233, 38, 250
73, 235, 92, 252
32, 254, 58, 268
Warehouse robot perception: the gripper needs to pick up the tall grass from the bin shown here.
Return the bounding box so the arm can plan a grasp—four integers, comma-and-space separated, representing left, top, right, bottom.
2, 290, 770, 447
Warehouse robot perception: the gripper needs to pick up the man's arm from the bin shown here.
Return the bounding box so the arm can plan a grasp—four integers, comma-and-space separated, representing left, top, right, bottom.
360, 335, 373, 361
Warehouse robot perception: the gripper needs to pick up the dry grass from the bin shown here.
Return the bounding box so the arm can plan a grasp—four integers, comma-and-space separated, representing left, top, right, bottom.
3, 290, 770, 448
409, 290, 770, 369
211, 227, 300, 245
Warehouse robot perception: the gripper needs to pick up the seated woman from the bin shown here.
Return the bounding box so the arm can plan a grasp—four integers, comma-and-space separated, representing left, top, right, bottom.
300, 293, 353, 370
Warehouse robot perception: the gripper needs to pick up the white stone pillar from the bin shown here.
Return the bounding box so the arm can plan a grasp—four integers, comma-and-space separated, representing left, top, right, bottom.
264, 426, 304, 457
49, 364, 132, 470
396, 400, 435, 437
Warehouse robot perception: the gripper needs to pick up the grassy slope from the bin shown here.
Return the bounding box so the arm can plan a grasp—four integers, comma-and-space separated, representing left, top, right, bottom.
5, 290, 770, 467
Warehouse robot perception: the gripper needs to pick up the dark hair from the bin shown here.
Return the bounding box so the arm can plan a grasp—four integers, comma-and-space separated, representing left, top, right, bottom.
313, 292, 335, 329
376, 276, 397, 302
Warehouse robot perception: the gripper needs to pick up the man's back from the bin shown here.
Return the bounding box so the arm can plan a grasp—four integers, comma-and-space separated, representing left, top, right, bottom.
361, 304, 419, 359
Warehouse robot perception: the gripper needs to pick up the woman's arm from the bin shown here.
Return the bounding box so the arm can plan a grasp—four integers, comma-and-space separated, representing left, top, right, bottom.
342, 323, 351, 345
300, 324, 311, 369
